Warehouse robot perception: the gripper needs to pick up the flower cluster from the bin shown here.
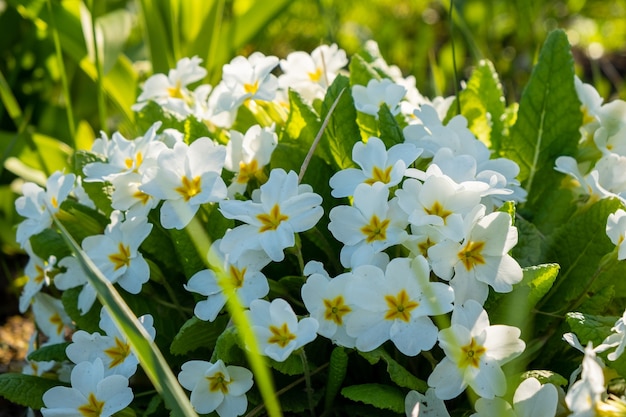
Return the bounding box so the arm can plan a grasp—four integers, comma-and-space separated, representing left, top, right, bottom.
12, 39, 626, 417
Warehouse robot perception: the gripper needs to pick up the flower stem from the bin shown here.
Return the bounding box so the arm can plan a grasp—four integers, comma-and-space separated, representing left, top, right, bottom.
300, 349, 317, 417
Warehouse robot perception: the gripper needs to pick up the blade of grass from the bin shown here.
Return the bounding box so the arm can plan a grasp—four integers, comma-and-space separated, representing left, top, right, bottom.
52, 217, 198, 417
84, 1, 108, 135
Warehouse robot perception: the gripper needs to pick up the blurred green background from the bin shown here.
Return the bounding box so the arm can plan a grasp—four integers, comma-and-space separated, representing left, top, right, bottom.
1, 0, 626, 317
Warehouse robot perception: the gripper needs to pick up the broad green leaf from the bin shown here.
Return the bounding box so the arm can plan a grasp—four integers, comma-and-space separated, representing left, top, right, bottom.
53, 219, 199, 417
283, 89, 322, 152
341, 383, 405, 413
29, 228, 72, 262
540, 198, 624, 314
0, 373, 66, 409
502, 30, 582, 206
57, 199, 108, 242
358, 348, 428, 392
170, 315, 228, 356
135, 101, 211, 143
210, 326, 246, 365
3, 131, 72, 180
566, 311, 617, 347
457, 59, 506, 151
168, 226, 208, 279
356, 112, 378, 141
269, 352, 304, 376
378, 104, 404, 147
579, 285, 616, 315
318, 74, 360, 171
512, 214, 548, 267
349, 54, 381, 89
520, 370, 568, 387
61, 286, 101, 334
325, 346, 349, 411
27, 342, 70, 362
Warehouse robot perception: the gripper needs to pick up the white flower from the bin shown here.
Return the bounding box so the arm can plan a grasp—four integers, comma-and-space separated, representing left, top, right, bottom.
141, 137, 227, 229
224, 124, 277, 197
352, 78, 406, 117
428, 205, 523, 305
19, 241, 56, 313
31, 293, 71, 345
301, 270, 357, 348
133, 56, 208, 117
185, 239, 271, 322
405, 388, 450, 417
345, 256, 454, 356
428, 300, 525, 400
15, 171, 75, 247
41, 358, 133, 417
247, 298, 318, 362
329, 136, 422, 198
66, 307, 155, 378
470, 377, 559, 417
221, 52, 279, 105
602, 309, 626, 361
178, 359, 253, 417
565, 343, 606, 417
328, 182, 408, 269
219, 169, 324, 262
606, 208, 626, 260
279, 43, 348, 101
575, 76, 603, 138
54, 211, 153, 314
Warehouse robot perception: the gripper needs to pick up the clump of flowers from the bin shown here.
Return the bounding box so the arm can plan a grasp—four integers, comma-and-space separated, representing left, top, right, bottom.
7, 32, 626, 417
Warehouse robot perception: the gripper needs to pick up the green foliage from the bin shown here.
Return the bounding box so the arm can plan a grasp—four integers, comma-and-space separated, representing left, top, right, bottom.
324, 346, 349, 411
358, 348, 428, 392
378, 104, 405, 147
566, 311, 617, 347
502, 29, 582, 210
0, 374, 66, 409
170, 315, 229, 356
27, 342, 70, 362
340, 383, 405, 414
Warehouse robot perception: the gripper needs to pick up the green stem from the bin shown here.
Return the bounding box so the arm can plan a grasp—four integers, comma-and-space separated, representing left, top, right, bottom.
449, 0, 461, 116
300, 349, 316, 417
87, 0, 108, 135
46, 0, 76, 145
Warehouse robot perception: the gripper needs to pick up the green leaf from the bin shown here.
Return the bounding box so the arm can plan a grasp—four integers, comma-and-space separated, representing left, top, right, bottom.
318, 74, 360, 171
325, 346, 349, 411
0, 373, 66, 409
511, 215, 548, 267
135, 101, 211, 143
358, 348, 427, 392
502, 29, 582, 206
170, 315, 228, 356
458, 59, 506, 151
210, 326, 246, 365
283, 89, 322, 152
378, 104, 404, 147
168, 227, 207, 279
27, 342, 70, 362
349, 54, 381, 89
498, 201, 516, 224
29, 228, 72, 262
520, 370, 568, 387
566, 311, 618, 347
269, 353, 303, 376
341, 383, 405, 413
61, 286, 102, 333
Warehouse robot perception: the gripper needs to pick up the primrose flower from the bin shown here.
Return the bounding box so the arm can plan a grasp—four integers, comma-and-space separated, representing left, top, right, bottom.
15, 171, 76, 247
606, 209, 626, 260
185, 239, 271, 322
279, 43, 348, 101
247, 298, 318, 362
221, 52, 279, 105
224, 124, 278, 197
66, 307, 155, 378
428, 300, 525, 400
54, 211, 152, 314
31, 293, 71, 345
41, 357, 133, 417
405, 388, 450, 417
301, 270, 357, 348
329, 136, 422, 198
19, 241, 56, 313
470, 377, 559, 417
328, 182, 408, 268
141, 137, 227, 229
133, 56, 208, 116
602, 309, 626, 361
345, 256, 454, 356
352, 78, 406, 117
429, 205, 523, 305
178, 359, 253, 417
565, 343, 606, 417
219, 168, 324, 263
575, 76, 603, 138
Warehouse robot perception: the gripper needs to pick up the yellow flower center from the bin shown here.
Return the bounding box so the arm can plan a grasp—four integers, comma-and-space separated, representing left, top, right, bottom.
244, 80, 259, 95
168, 81, 184, 99
104, 337, 131, 369
323, 296, 352, 325
417, 237, 435, 257
78, 392, 105, 417
237, 159, 259, 184
207, 371, 230, 394
49, 312, 64, 336
581, 105, 596, 126
424, 201, 453, 222
361, 215, 390, 243
175, 175, 202, 202
308, 67, 323, 82
458, 240, 486, 271
51, 197, 59, 209
132, 189, 151, 206
257, 204, 289, 233
124, 151, 143, 170
108, 243, 132, 271
267, 323, 297, 348
384, 289, 419, 322
34, 264, 46, 284
229, 265, 246, 288
364, 166, 393, 185
459, 338, 487, 368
